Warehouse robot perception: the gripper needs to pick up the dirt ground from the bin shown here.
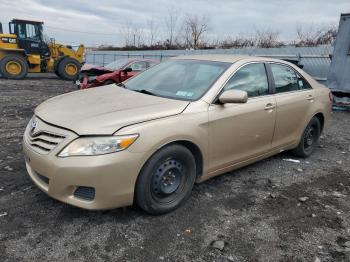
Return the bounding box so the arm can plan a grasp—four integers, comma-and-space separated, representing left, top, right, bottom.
0, 74, 350, 262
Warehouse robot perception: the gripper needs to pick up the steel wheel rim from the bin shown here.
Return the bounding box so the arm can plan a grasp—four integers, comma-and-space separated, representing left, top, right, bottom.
6, 61, 22, 75
65, 63, 78, 76
304, 123, 317, 149
151, 158, 185, 203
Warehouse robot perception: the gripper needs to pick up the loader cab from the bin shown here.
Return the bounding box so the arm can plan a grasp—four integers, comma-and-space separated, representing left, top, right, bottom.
9, 19, 50, 57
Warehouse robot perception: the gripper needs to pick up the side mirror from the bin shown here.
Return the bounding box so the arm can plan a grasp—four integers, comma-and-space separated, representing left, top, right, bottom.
123, 67, 132, 73
218, 90, 248, 104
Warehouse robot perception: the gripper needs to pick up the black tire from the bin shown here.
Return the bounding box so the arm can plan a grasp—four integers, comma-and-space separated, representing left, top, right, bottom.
0, 54, 28, 80
103, 80, 115, 86
135, 144, 196, 215
54, 64, 61, 78
57, 57, 81, 81
53, 57, 65, 78
292, 117, 321, 158
54, 70, 61, 79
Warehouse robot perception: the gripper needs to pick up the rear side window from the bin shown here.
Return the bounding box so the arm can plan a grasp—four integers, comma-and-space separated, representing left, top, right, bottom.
296, 75, 312, 90
270, 64, 311, 93
223, 63, 269, 97
270, 64, 299, 93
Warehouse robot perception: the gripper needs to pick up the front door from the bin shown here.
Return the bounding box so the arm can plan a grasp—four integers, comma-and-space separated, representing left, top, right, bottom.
208, 63, 276, 173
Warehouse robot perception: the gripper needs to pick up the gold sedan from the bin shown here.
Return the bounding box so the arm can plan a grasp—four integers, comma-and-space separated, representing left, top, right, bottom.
23, 55, 332, 214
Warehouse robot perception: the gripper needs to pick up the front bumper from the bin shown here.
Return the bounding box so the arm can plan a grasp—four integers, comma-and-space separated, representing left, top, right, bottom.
23, 120, 145, 210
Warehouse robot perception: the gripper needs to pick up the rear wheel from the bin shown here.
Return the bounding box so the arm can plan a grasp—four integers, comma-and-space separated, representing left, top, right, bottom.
135, 144, 196, 214
57, 57, 81, 81
0, 55, 28, 80
292, 117, 321, 158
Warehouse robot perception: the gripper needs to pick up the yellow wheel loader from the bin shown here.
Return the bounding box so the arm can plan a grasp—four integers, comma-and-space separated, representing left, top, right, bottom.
0, 19, 84, 80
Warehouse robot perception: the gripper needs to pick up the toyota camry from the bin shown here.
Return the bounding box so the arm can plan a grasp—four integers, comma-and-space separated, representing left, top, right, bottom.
23, 55, 332, 214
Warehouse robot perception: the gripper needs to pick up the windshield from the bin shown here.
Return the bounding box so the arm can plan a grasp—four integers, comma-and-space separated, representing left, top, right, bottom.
106, 59, 130, 70
124, 59, 230, 101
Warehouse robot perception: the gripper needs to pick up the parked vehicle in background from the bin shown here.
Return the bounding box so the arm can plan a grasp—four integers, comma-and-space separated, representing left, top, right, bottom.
23, 55, 332, 214
0, 18, 84, 80
76, 59, 159, 89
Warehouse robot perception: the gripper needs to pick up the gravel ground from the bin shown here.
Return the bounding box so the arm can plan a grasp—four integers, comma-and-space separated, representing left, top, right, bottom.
0, 74, 350, 262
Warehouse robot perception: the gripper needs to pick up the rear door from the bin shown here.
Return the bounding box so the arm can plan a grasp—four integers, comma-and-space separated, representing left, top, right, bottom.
268, 63, 315, 149
208, 63, 276, 172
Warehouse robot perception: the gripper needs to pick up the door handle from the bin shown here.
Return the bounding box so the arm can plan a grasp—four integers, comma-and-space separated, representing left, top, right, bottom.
307, 95, 314, 101
264, 103, 275, 110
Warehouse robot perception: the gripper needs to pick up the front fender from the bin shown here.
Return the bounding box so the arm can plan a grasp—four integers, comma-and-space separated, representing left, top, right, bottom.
116, 101, 210, 174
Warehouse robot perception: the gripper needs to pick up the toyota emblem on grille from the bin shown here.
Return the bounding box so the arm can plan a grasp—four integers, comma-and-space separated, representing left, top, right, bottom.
30, 119, 37, 134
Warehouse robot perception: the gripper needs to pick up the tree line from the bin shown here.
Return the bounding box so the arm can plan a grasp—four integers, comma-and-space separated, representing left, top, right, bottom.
93, 9, 337, 51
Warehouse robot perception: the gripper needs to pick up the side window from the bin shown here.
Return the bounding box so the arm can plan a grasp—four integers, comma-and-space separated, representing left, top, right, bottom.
9, 23, 15, 34
129, 61, 147, 71
270, 64, 300, 93
223, 63, 269, 97
26, 24, 40, 40
296, 74, 312, 90
17, 24, 26, 39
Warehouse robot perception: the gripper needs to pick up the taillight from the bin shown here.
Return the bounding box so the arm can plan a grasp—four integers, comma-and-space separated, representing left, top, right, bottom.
329, 92, 334, 102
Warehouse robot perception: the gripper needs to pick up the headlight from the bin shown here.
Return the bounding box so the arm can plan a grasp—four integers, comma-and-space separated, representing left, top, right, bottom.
58, 134, 138, 157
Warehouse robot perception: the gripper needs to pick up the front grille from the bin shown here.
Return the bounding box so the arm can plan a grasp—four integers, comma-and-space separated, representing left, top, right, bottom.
74, 187, 95, 201
27, 131, 65, 154
37, 174, 50, 185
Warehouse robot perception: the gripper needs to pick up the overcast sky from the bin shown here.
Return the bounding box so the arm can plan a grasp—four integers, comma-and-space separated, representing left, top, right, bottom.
0, 0, 349, 46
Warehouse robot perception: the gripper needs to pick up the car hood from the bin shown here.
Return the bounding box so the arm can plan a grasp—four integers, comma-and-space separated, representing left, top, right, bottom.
35, 86, 189, 135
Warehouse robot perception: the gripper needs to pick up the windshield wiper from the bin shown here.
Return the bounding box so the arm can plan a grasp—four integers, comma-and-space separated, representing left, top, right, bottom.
133, 89, 157, 96
117, 82, 126, 88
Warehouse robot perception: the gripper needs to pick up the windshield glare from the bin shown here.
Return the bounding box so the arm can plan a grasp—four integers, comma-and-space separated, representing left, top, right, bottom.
124, 59, 230, 101
106, 59, 130, 70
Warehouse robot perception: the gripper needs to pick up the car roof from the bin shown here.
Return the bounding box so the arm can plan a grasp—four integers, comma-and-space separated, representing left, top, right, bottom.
173, 54, 288, 64
126, 59, 159, 63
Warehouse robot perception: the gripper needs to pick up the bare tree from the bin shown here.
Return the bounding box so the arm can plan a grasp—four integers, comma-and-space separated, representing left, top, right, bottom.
164, 7, 180, 47
147, 17, 159, 46
183, 14, 209, 49
220, 33, 255, 49
317, 27, 337, 45
253, 29, 283, 48
119, 20, 134, 47
296, 24, 337, 46
133, 27, 146, 47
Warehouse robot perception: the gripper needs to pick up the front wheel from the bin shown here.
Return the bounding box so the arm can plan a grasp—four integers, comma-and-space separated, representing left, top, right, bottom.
57, 57, 81, 81
292, 117, 321, 158
135, 144, 196, 214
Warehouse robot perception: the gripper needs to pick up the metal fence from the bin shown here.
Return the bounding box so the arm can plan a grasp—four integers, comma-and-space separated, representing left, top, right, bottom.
85, 45, 333, 82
